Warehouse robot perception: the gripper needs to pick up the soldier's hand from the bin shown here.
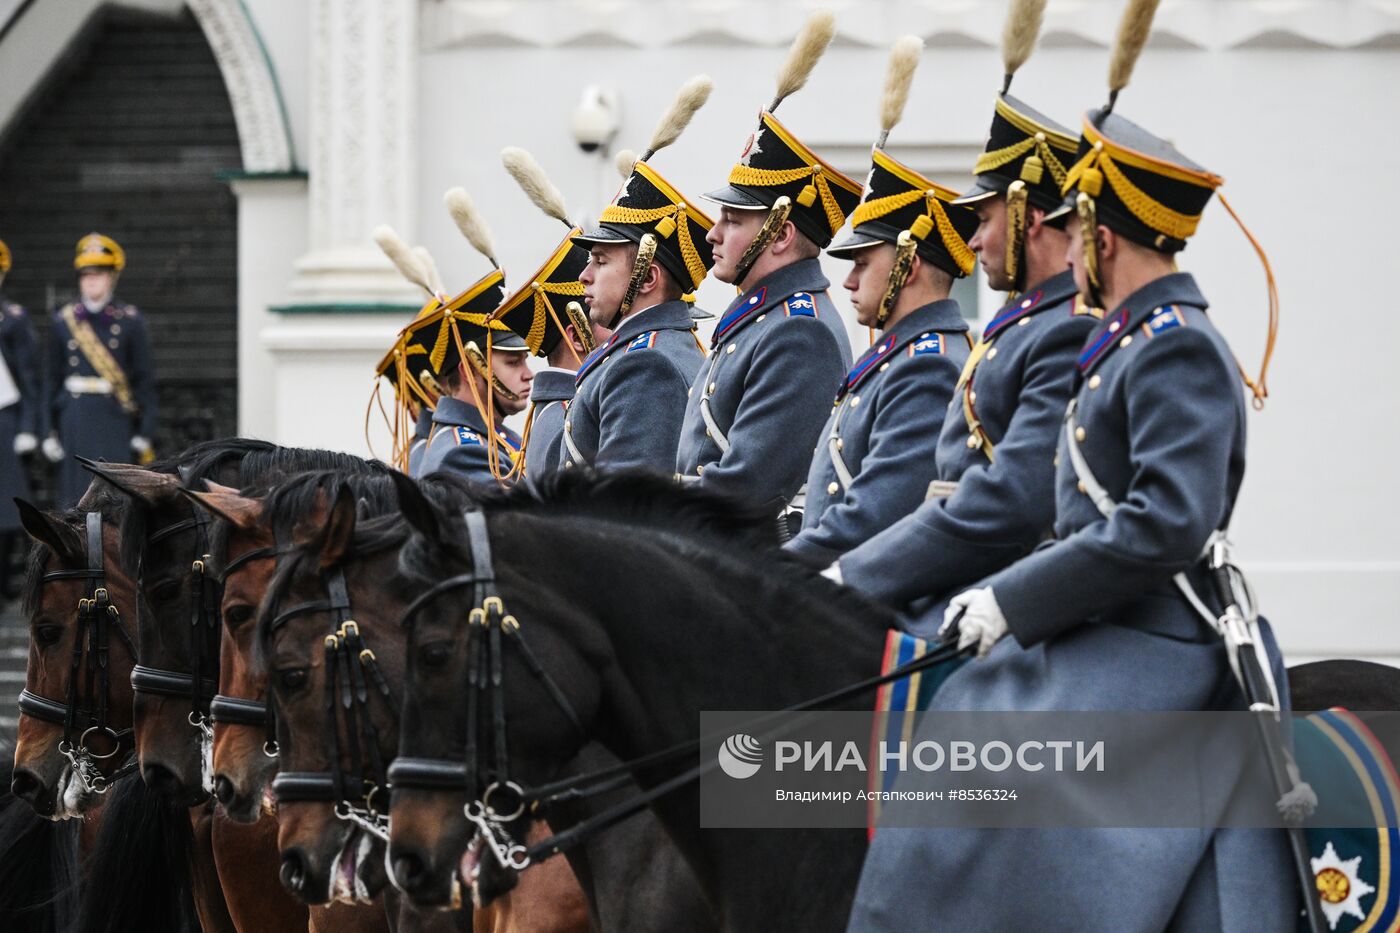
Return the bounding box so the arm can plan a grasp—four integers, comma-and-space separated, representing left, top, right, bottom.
41, 435, 65, 463
946, 588, 1008, 660
130, 436, 152, 455
13, 432, 36, 455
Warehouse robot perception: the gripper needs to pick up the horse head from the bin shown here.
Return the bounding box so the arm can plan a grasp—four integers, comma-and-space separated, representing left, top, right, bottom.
11, 490, 139, 819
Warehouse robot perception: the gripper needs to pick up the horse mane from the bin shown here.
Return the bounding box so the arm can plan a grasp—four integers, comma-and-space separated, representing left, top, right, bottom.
75, 774, 200, 933
0, 737, 81, 932
480, 468, 782, 552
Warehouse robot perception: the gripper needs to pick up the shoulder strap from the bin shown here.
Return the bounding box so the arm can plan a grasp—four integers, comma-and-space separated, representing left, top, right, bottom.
60, 306, 136, 414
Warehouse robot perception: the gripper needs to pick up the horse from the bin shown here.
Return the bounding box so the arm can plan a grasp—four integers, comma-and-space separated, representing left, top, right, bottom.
384, 469, 884, 932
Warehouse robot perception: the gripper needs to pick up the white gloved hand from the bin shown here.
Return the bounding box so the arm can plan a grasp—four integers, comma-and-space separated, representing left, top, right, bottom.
42, 435, 64, 463
820, 561, 844, 586
944, 588, 1009, 660
130, 436, 152, 455
13, 432, 36, 455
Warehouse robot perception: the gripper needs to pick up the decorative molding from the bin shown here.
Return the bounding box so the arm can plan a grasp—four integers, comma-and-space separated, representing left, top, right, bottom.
421, 0, 1400, 52
268, 302, 420, 314
185, 0, 296, 171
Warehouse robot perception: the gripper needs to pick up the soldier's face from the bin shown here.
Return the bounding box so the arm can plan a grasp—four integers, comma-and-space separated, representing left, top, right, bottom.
707, 207, 766, 284
491, 350, 533, 416
843, 243, 896, 329
580, 241, 637, 323
969, 197, 1011, 291
78, 269, 116, 302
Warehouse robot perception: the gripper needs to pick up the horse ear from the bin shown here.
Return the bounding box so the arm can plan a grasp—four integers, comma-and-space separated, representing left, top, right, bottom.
315, 483, 358, 571
14, 498, 84, 563
182, 482, 264, 530
391, 471, 441, 546
78, 458, 181, 507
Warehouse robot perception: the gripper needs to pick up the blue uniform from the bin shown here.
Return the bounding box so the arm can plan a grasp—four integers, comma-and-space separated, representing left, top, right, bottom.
48, 299, 157, 508
675, 258, 851, 511
837, 271, 1098, 613
562, 301, 703, 474
786, 299, 969, 566
406, 408, 433, 477
415, 396, 522, 487
848, 272, 1296, 932
0, 298, 41, 530
523, 368, 575, 478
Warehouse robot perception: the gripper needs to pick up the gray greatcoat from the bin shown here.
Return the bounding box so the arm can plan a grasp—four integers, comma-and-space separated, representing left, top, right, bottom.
847, 272, 1296, 932
675, 258, 852, 511
0, 298, 41, 529
561, 300, 703, 474
415, 396, 522, 487
787, 299, 969, 567
522, 367, 575, 478
838, 270, 1097, 615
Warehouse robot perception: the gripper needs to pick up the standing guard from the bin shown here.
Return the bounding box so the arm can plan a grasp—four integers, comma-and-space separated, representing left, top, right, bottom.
47, 233, 157, 508
848, 0, 1294, 928
787, 37, 976, 565
676, 11, 862, 528
829, 0, 1097, 618
0, 239, 42, 592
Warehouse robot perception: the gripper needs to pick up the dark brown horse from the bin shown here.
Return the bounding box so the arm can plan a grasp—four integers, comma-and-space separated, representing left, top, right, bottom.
388, 469, 889, 932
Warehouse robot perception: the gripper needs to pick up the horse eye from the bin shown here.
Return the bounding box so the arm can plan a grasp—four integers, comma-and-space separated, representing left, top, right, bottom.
420, 643, 451, 669
225, 605, 253, 629
278, 669, 308, 691
35, 626, 62, 647
149, 580, 182, 604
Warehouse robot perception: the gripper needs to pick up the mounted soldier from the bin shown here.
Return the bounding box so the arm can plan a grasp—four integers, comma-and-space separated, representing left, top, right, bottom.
676, 12, 861, 533
374, 303, 443, 476
46, 232, 157, 507
826, 0, 1098, 622
786, 37, 976, 566
848, 0, 1295, 928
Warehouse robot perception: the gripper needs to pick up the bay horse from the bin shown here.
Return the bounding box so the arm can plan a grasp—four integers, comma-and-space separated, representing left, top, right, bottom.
384, 469, 877, 931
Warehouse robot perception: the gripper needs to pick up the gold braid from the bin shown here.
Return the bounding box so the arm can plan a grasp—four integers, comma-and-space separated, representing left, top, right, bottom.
598, 203, 708, 289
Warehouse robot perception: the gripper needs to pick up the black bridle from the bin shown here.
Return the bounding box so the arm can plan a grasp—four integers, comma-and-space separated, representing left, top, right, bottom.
391, 508, 973, 873
16, 510, 139, 794
267, 556, 396, 840
206, 541, 286, 758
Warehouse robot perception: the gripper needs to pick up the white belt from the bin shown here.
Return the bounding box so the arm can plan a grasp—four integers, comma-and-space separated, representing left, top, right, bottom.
65, 376, 114, 395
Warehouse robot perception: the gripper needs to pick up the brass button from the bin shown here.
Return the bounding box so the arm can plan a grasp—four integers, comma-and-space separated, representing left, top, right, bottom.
1088, 375, 1102, 389
1077, 480, 1087, 494
726, 344, 736, 354
67, 339, 77, 350
1074, 426, 1086, 442
827, 481, 839, 495
878, 362, 889, 372
1108, 321, 1120, 333
1020, 298, 1032, 309
565, 421, 573, 432
108, 339, 119, 349
835, 438, 843, 450
1018, 317, 1030, 326
966, 435, 979, 449
705, 429, 712, 439
850, 396, 860, 408
708, 382, 716, 393
1119, 335, 1133, 349
986, 347, 998, 360
756, 314, 766, 323
110, 324, 121, 335
68, 356, 79, 366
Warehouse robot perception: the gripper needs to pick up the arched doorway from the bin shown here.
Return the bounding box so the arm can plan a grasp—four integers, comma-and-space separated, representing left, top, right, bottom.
0, 5, 241, 474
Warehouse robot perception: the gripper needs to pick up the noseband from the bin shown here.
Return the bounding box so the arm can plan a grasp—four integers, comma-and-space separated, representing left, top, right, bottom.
267, 553, 396, 841
17, 510, 138, 794
207, 539, 287, 758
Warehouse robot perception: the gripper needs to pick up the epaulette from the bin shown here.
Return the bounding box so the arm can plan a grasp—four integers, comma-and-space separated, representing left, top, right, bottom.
1077, 308, 1129, 373
1141, 305, 1186, 339
784, 292, 817, 318
624, 331, 657, 352
908, 333, 944, 357
112, 303, 137, 320
454, 427, 483, 447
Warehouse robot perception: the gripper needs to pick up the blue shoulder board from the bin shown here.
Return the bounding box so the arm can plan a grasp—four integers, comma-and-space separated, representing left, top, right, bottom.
454, 427, 483, 446
1142, 305, 1186, 338
784, 292, 817, 318
625, 331, 657, 352
909, 333, 944, 357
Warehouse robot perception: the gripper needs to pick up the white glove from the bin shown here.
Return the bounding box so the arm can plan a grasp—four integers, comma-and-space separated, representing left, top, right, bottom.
944, 588, 1009, 660
13, 432, 36, 455
130, 436, 152, 455
42, 435, 64, 463
821, 562, 844, 586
